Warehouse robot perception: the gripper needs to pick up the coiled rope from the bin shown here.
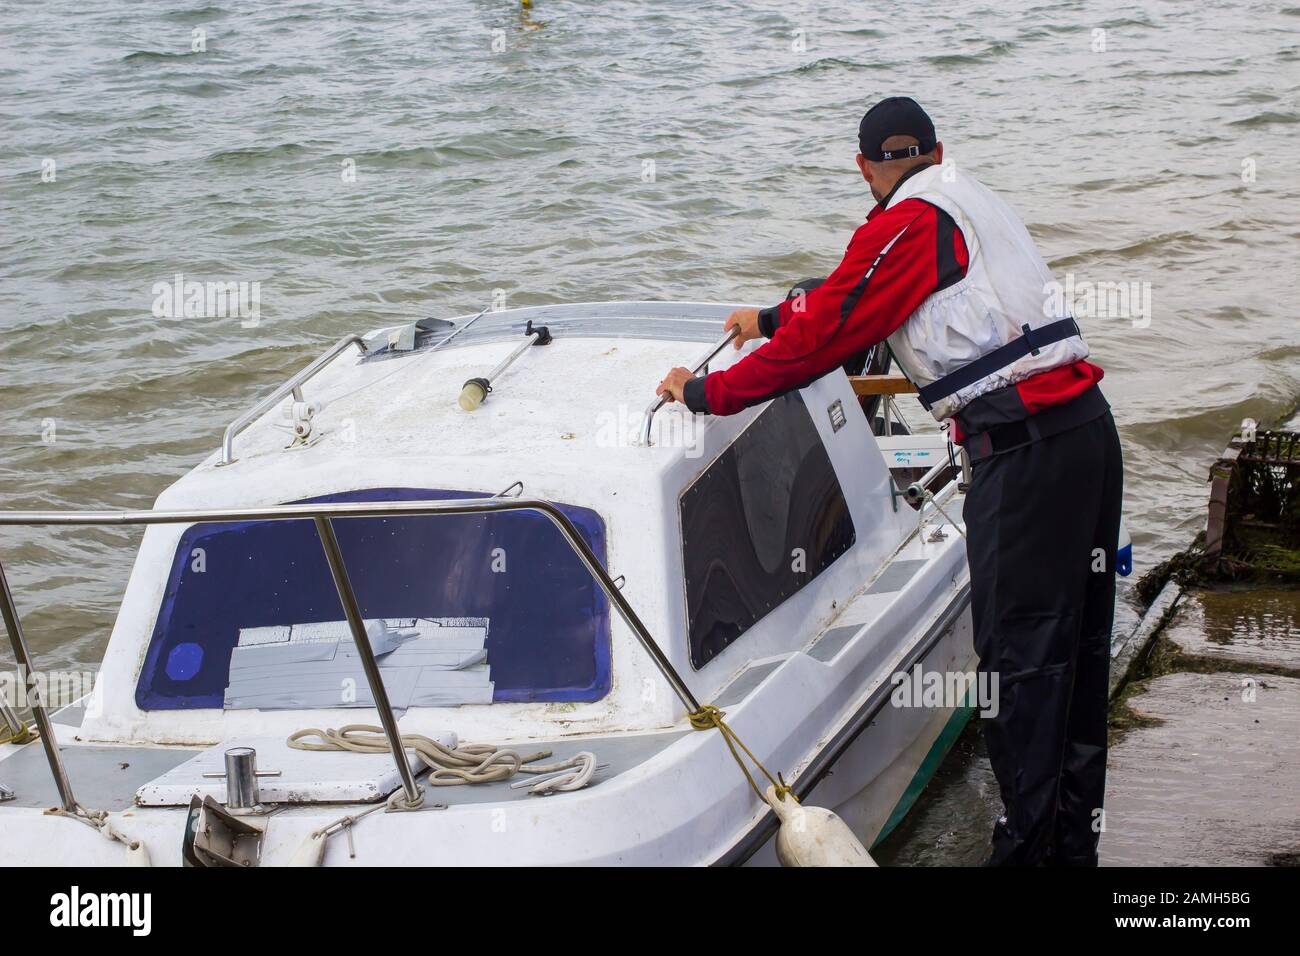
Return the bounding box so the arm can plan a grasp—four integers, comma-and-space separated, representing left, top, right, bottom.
284, 725, 597, 862
287, 724, 597, 797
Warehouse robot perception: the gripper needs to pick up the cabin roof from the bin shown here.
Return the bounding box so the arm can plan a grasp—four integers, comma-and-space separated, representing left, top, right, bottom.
158, 303, 757, 512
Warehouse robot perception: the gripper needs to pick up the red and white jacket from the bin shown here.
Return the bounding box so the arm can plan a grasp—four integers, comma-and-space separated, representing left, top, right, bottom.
683, 163, 1103, 440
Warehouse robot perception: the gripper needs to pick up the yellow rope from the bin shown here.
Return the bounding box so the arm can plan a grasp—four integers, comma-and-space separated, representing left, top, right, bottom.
0, 722, 37, 746
689, 704, 797, 805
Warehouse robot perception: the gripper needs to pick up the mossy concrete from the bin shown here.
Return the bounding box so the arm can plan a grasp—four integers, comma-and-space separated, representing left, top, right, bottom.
1103, 584, 1300, 865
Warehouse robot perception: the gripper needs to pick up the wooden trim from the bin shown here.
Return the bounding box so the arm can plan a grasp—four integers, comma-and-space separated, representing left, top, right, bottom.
848, 374, 917, 396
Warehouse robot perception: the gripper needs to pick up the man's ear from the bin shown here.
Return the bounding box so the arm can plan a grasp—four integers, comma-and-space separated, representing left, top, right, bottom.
933, 142, 944, 165
855, 152, 871, 183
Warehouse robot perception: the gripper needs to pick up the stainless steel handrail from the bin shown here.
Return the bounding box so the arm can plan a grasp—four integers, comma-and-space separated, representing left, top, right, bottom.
641, 328, 739, 447
0, 555, 74, 809
0, 497, 701, 813
219, 334, 368, 466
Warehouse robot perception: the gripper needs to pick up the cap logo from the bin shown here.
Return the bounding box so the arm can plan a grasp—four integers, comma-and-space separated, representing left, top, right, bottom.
880, 145, 921, 161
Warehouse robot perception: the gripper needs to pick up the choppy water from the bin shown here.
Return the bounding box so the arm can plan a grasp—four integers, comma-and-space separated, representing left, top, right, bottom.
2, 1, 1298, 861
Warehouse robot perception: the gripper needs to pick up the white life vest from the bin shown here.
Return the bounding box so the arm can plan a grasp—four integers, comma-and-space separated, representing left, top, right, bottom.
882, 164, 1089, 421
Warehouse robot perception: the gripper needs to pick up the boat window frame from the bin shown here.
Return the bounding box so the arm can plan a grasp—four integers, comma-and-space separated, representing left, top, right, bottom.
677, 391, 858, 670
133, 487, 613, 711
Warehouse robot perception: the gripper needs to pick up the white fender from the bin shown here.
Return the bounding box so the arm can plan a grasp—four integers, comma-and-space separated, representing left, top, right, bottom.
125, 840, 151, 867
102, 818, 150, 866
287, 830, 327, 867
765, 785, 877, 867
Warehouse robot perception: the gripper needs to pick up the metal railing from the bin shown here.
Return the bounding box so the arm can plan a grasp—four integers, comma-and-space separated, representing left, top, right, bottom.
0, 497, 700, 813
219, 334, 369, 466
641, 328, 738, 447
223, 320, 735, 459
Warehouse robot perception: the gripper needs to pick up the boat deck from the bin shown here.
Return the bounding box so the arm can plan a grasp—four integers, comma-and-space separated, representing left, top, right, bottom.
2, 725, 688, 812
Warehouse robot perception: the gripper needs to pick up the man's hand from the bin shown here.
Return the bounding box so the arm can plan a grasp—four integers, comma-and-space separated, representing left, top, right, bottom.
724, 307, 762, 349
656, 367, 693, 404
656, 308, 763, 405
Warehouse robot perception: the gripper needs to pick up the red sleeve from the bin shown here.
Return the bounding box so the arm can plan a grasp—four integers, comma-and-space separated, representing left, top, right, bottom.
703, 199, 951, 416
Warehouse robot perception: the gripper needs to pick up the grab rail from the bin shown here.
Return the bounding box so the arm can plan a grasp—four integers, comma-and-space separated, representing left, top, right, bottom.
640, 328, 738, 447
0, 497, 701, 813
219, 334, 368, 466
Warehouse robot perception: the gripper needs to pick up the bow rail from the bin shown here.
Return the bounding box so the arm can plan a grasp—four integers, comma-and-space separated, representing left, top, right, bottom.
0, 496, 699, 813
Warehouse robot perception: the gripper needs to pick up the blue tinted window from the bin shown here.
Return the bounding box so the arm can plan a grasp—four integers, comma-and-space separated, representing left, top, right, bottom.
135, 488, 610, 709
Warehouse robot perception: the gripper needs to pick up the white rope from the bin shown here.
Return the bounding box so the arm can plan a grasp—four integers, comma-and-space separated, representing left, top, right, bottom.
508, 757, 600, 794
284, 724, 597, 864
920, 490, 967, 539
287, 724, 598, 795
46, 804, 150, 865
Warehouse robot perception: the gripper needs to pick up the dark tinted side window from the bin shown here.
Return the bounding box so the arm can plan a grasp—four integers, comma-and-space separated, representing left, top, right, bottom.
680, 392, 856, 668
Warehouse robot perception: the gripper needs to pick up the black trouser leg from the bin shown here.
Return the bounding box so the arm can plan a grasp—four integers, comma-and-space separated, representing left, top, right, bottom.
1052, 414, 1123, 865
964, 411, 1123, 866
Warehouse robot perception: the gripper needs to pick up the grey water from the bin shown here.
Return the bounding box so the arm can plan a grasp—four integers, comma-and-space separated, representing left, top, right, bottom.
2, 0, 1299, 863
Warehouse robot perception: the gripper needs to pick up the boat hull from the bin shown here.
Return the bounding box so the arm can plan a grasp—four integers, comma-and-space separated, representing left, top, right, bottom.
734, 592, 975, 865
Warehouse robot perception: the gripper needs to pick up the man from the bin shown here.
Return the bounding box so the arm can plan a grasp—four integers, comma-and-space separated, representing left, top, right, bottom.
656, 97, 1123, 867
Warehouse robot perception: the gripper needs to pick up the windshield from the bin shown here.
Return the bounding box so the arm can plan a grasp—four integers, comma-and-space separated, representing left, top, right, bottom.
135, 488, 610, 710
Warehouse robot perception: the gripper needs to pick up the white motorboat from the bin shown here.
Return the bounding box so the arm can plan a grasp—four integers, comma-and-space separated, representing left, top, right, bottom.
0, 301, 976, 866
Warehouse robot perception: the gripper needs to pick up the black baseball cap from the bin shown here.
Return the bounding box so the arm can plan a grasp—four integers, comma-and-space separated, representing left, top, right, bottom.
858, 97, 937, 161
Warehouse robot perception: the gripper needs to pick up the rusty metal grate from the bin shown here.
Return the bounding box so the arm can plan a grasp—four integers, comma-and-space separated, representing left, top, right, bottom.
1204, 427, 1300, 575
1239, 429, 1300, 467
1236, 430, 1300, 530
1138, 425, 1300, 599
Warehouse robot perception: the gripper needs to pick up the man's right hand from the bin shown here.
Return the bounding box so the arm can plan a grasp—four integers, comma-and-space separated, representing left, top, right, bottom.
724, 307, 763, 349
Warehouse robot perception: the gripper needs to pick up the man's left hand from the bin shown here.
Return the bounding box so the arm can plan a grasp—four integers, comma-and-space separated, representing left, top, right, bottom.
656, 367, 693, 404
